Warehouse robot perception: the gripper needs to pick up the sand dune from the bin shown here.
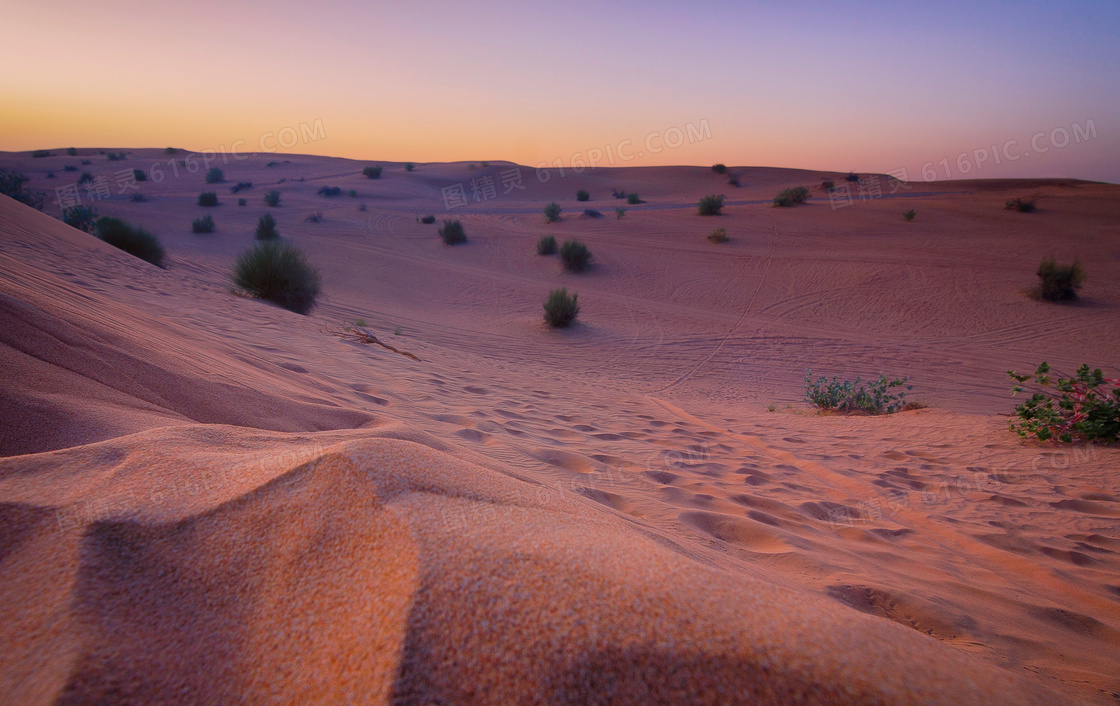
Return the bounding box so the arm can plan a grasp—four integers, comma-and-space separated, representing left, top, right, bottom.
1, 150, 1118, 703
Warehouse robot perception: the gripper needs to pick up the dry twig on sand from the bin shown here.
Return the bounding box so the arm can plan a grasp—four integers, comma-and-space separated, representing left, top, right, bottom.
324, 325, 421, 361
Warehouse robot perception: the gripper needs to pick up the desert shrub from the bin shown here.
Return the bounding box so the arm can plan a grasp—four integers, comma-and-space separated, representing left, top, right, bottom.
846, 172, 860, 183
192, 215, 215, 233
198, 191, 219, 207
439, 219, 467, 245
1008, 362, 1119, 442
238, 198, 247, 206
0, 169, 45, 210
358, 202, 367, 212
480, 161, 490, 168
256, 213, 279, 240
1035, 258, 1085, 301
349, 189, 357, 198
164, 147, 179, 155
63, 165, 78, 172
80, 159, 91, 165
615, 207, 626, 219
543, 288, 579, 328
233, 241, 321, 315
582, 209, 603, 219
404, 163, 415, 172
627, 193, 642, 205
264, 190, 281, 207
78, 171, 93, 184
1006, 197, 1036, 213
205, 167, 224, 184
230, 181, 253, 193
363, 166, 383, 179
727, 174, 741, 187
305, 211, 323, 223
698, 194, 724, 216
712, 163, 727, 174
804, 371, 912, 414
95, 217, 165, 267
822, 180, 835, 191
420, 215, 436, 224
543, 202, 563, 223
576, 189, 590, 202
133, 168, 147, 182
66, 147, 78, 156
708, 227, 728, 243
537, 235, 557, 255
468, 163, 476, 170
31, 149, 53, 158
62, 205, 98, 233
611, 188, 626, 199
317, 186, 342, 197
47, 172, 55, 179
903, 209, 916, 221
130, 193, 148, 203
106, 152, 126, 161
559, 239, 591, 272
773, 186, 810, 207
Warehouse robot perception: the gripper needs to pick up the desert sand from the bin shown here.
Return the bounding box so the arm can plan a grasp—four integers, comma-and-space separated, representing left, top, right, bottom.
1, 149, 1118, 703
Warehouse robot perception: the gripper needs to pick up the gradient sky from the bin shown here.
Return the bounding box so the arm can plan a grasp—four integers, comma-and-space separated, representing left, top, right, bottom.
2, 0, 1118, 182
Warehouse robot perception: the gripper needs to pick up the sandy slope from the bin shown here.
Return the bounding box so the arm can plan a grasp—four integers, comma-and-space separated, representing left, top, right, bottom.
1, 149, 1118, 703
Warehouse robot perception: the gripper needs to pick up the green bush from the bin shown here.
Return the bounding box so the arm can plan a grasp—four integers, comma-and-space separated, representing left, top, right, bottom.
626, 193, 642, 205
615, 207, 626, 219
1008, 362, 1119, 442
233, 241, 321, 315
362, 166, 383, 179
537, 235, 557, 255
544, 202, 563, 223
712, 163, 727, 174
78, 171, 93, 184
192, 215, 215, 233
773, 186, 810, 207
0, 169, 45, 210
205, 167, 224, 184
707, 227, 728, 243
439, 219, 467, 245
66, 147, 78, 156
404, 163, 415, 172
1035, 258, 1085, 301
96, 217, 165, 267
63, 165, 78, 172
106, 152, 127, 161
230, 182, 253, 193
256, 213, 279, 240
305, 211, 323, 223
727, 174, 740, 187
559, 239, 591, 272
804, 371, 911, 414
903, 209, 916, 222
420, 215, 436, 224
164, 147, 179, 155
349, 189, 357, 198
264, 190, 281, 207
846, 172, 860, 183
582, 209, 603, 219
698, 194, 724, 215
130, 193, 148, 203
133, 168, 147, 182
31, 149, 53, 158
576, 189, 590, 202
62, 205, 98, 233
317, 186, 342, 197
821, 180, 835, 191
238, 198, 247, 206
1006, 197, 1036, 213
198, 191, 219, 207
543, 288, 579, 328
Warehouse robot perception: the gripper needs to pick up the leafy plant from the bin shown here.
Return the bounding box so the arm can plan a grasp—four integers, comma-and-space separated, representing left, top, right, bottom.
804, 371, 912, 414
363, 166, 382, 179
559, 239, 591, 272
626, 193, 642, 205
903, 209, 916, 222
711, 163, 727, 174
198, 191, 219, 207
205, 167, 224, 184
707, 227, 728, 243
62, 205, 98, 233
537, 235, 557, 255
233, 241, 321, 315
543, 202, 563, 223
1005, 197, 1036, 213
1035, 258, 1085, 301
0, 169, 45, 210
264, 190, 282, 207
1008, 362, 1119, 442
256, 213, 279, 240
543, 288, 579, 328
439, 219, 467, 245
698, 194, 724, 215
576, 189, 590, 202
773, 186, 810, 207
192, 215, 215, 233
96, 217, 165, 267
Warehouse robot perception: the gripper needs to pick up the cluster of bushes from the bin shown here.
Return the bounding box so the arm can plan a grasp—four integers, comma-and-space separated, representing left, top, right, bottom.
205, 167, 224, 184
773, 186, 810, 207
78, 171, 93, 184
582, 209, 602, 219
363, 166, 383, 179
318, 186, 342, 197
821, 180, 835, 192
1009, 363, 1118, 442
439, 219, 467, 245
198, 191, 219, 207
615, 207, 626, 219
804, 371, 912, 414
233, 241, 321, 315
96, 217, 165, 267
698, 194, 724, 216
543, 288, 579, 328
0, 169, 45, 210
544, 202, 562, 223
192, 215, 215, 233
610, 188, 642, 204
727, 174, 741, 188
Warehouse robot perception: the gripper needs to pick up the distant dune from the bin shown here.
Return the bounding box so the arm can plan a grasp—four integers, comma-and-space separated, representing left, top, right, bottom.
1, 149, 1118, 703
